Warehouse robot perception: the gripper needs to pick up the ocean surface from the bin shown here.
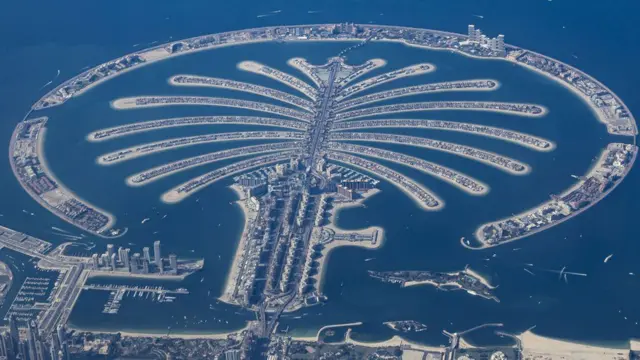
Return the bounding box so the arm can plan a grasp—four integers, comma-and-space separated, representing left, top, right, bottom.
1, 0, 640, 347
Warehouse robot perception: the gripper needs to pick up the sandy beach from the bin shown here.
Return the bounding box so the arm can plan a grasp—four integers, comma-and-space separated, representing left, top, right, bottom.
218, 185, 254, 305
471, 144, 637, 249
336, 62, 436, 101
335, 79, 501, 111
518, 330, 629, 358
168, 74, 315, 111
25, 126, 117, 236
98, 133, 301, 165
290, 322, 364, 342
125, 147, 297, 187
330, 146, 489, 196
87, 116, 307, 142
160, 153, 293, 204
335, 101, 548, 120
333, 137, 530, 176
312, 190, 385, 290
237, 60, 318, 100
334, 119, 555, 152
326, 153, 445, 211
345, 329, 446, 353
286, 58, 323, 87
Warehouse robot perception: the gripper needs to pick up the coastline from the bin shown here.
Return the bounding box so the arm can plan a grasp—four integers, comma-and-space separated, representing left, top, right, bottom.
168, 75, 314, 112
313, 189, 385, 291
332, 137, 531, 176
344, 329, 446, 353
124, 148, 298, 187
290, 322, 363, 342
332, 119, 556, 152
86, 270, 187, 281
110, 96, 313, 122
10, 123, 117, 237
87, 116, 307, 142
217, 184, 253, 305
518, 330, 629, 356
330, 147, 490, 196
335, 79, 501, 111
336, 63, 437, 100
335, 101, 549, 120
160, 153, 293, 204
68, 324, 251, 340
98, 133, 301, 165
326, 153, 445, 211
470, 144, 638, 249
237, 60, 318, 100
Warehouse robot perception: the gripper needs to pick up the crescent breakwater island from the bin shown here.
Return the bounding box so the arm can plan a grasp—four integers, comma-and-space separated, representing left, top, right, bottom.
9, 117, 125, 238
4, 22, 637, 358
472, 142, 638, 249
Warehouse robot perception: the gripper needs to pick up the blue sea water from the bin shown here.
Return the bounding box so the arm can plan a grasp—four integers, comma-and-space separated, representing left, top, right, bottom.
1, 0, 640, 347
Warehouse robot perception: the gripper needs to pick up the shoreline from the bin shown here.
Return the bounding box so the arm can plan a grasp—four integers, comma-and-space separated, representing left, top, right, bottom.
168, 75, 314, 112
331, 119, 556, 152
332, 137, 531, 176
160, 153, 293, 204
237, 60, 318, 100
10, 122, 117, 237
326, 153, 445, 211
218, 184, 253, 305
344, 329, 446, 353
470, 144, 638, 249
334, 101, 549, 121
290, 322, 363, 342
87, 116, 307, 142
518, 330, 630, 355
286, 57, 323, 87
335, 79, 501, 111
330, 147, 489, 196
110, 96, 313, 122
97, 132, 302, 165
336, 62, 437, 100
125, 147, 298, 187
313, 189, 385, 291
86, 270, 187, 281
68, 324, 250, 340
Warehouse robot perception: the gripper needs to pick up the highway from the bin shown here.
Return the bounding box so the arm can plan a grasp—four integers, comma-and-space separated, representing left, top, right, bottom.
307, 61, 339, 169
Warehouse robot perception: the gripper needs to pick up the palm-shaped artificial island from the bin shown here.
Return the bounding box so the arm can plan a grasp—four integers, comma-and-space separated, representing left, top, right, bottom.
6, 24, 637, 336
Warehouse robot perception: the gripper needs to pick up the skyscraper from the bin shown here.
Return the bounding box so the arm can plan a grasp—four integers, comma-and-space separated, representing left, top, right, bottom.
56, 325, 66, 349
169, 254, 178, 272
9, 314, 19, 349
497, 34, 505, 53
62, 341, 70, 360
107, 244, 115, 259
142, 259, 149, 274
26, 321, 38, 360
154, 241, 162, 270
117, 246, 125, 262
143, 247, 151, 263
123, 248, 131, 271
131, 253, 141, 273
91, 254, 99, 269
468, 24, 475, 40
0, 331, 9, 357
110, 253, 117, 271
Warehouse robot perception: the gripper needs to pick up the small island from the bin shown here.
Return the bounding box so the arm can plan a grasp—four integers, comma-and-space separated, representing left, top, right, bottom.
384, 320, 428, 333
368, 266, 499, 302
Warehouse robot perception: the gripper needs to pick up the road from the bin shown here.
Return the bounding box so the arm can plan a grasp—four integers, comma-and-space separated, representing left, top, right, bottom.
307, 61, 339, 169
